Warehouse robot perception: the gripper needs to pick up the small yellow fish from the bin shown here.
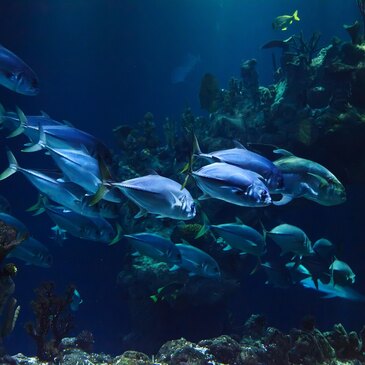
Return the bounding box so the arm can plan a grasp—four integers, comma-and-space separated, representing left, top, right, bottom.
272, 10, 300, 31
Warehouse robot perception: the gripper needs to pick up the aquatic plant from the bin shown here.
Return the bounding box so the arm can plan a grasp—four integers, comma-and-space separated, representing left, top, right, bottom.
25, 282, 75, 361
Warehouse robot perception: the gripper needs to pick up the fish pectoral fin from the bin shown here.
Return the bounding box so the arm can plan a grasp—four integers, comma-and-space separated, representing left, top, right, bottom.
281, 27, 287, 31
272, 194, 293, 206
169, 264, 180, 272
223, 245, 232, 251
134, 208, 148, 219
170, 192, 182, 208
198, 193, 211, 201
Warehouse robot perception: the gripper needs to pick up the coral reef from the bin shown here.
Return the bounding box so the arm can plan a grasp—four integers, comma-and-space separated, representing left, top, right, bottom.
0, 218, 24, 359
8, 316, 365, 365
25, 282, 75, 361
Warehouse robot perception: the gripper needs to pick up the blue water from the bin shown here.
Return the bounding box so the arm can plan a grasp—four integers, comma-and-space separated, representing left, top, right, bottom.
0, 0, 362, 356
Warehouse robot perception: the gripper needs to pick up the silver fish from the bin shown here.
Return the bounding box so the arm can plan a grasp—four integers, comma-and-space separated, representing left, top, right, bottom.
175, 243, 221, 279
45, 203, 122, 245
0, 151, 100, 218
8, 237, 52, 268
273, 149, 346, 206
0, 44, 39, 95
111, 173, 196, 220
192, 162, 272, 207
211, 220, 265, 257
194, 136, 283, 191
267, 223, 313, 257
300, 277, 365, 302
124, 233, 182, 265
330, 259, 356, 286
23, 127, 121, 203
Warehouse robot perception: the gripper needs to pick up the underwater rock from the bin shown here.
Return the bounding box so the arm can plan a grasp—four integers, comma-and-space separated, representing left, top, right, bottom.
242, 314, 267, 340
114, 350, 151, 365
198, 335, 242, 364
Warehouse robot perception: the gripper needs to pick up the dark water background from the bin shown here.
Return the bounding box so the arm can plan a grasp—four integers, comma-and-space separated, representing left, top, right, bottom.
0, 0, 362, 356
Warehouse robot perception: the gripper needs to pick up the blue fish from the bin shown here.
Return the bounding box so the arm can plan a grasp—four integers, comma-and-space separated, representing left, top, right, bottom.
300, 277, 365, 302
70, 289, 83, 311
4, 107, 112, 163
211, 219, 266, 257
0, 151, 100, 218
23, 127, 122, 203
44, 202, 122, 245
125, 233, 182, 265
111, 172, 196, 220
8, 237, 52, 268
0, 44, 39, 95
194, 136, 284, 191
175, 243, 221, 279
192, 162, 272, 207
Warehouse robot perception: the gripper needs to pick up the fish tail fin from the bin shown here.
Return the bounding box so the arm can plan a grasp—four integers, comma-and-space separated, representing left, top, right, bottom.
250, 257, 262, 275
6, 106, 27, 138
192, 133, 202, 156
109, 223, 123, 245
26, 194, 46, 214
259, 220, 267, 242
150, 295, 158, 303
0, 150, 18, 180
89, 184, 109, 206
195, 208, 210, 239
22, 124, 47, 152
293, 10, 300, 21
0, 103, 5, 126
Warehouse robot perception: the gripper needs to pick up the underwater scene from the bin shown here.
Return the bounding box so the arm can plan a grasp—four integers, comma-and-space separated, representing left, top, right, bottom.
0, 1, 365, 364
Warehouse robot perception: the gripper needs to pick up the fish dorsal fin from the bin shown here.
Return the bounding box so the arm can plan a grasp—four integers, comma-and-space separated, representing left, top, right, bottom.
109, 223, 123, 245
180, 239, 191, 246
235, 216, 243, 224
40, 110, 50, 118
233, 140, 246, 149
146, 169, 159, 175
273, 148, 294, 157
62, 120, 75, 127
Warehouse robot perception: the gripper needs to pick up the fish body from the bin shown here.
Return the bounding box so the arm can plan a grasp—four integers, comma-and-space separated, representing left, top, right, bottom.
195, 141, 283, 190
8, 237, 52, 268
272, 10, 300, 31
300, 277, 365, 302
150, 282, 185, 303
45, 204, 119, 244
175, 243, 221, 279
70, 289, 83, 311
124, 233, 182, 265
211, 222, 265, 256
192, 162, 271, 207
330, 259, 356, 286
0, 44, 39, 95
113, 174, 196, 220
28, 131, 121, 203
0, 212, 29, 240
0, 151, 100, 218
267, 223, 313, 257
275, 171, 346, 206
261, 262, 292, 288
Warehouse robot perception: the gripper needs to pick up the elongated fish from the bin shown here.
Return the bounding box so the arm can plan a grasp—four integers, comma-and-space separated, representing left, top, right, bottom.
0, 44, 39, 95
192, 162, 272, 207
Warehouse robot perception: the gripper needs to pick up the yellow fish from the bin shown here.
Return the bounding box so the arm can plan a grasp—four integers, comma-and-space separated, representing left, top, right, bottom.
272, 10, 300, 31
